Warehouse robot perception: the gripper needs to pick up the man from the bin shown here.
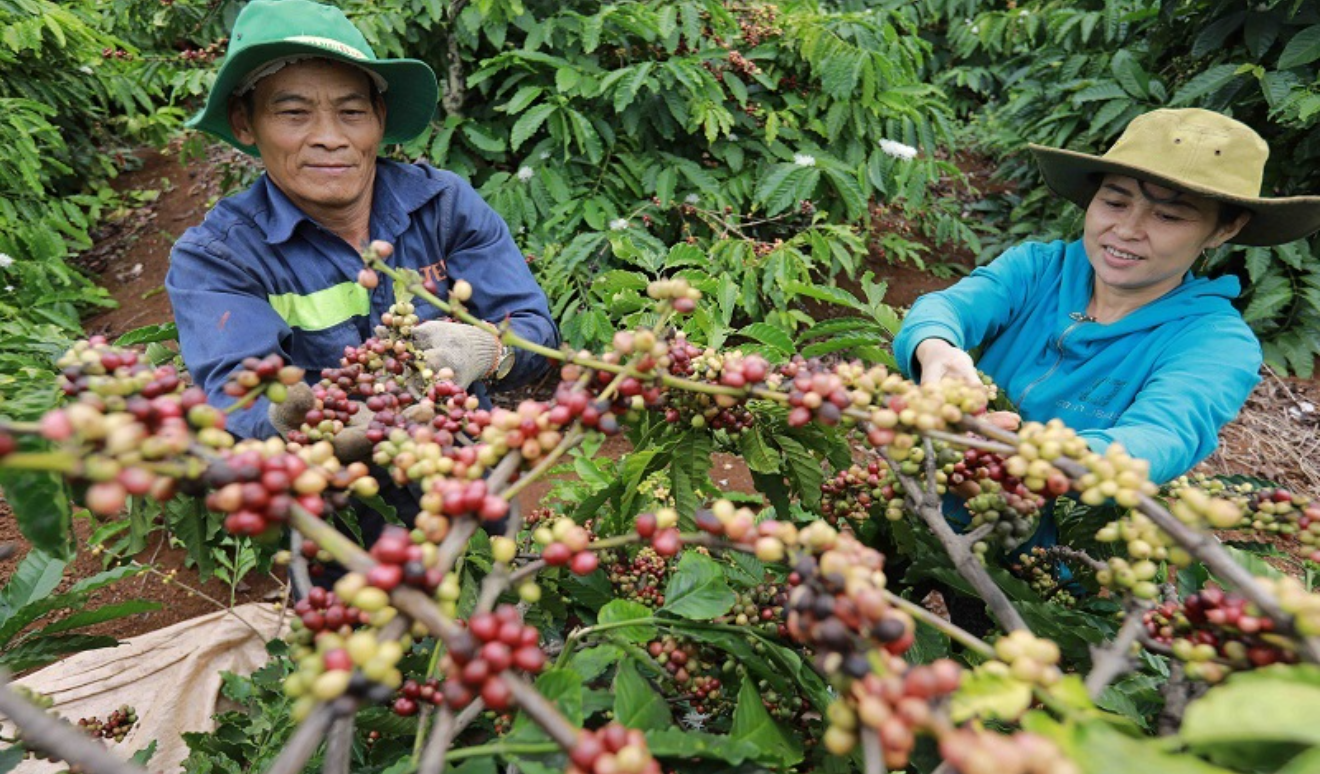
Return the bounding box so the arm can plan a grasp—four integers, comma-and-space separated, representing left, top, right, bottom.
167, 0, 558, 456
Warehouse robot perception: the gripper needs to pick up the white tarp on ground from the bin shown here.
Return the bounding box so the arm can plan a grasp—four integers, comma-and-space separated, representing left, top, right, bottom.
3, 602, 286, 773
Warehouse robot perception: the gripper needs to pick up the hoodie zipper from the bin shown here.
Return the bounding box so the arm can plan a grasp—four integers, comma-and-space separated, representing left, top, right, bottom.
1014, 312, 1095, 408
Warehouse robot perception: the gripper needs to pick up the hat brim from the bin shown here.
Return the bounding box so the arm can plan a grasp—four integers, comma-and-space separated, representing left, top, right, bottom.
186, 42, 438, 156
1029, 144, 1320, 247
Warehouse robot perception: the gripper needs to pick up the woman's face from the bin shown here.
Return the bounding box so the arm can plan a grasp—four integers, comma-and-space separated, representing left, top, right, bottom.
1083, 174, 1249, 299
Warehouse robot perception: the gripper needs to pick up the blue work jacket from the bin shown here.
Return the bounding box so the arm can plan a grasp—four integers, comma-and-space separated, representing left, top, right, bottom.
893, 239, 1262, 485
166, 159, 559, 439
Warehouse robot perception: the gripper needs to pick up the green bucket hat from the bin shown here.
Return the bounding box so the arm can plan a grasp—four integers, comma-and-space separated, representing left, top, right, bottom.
1029, 108, 1320, 247
186, 0, 438, 155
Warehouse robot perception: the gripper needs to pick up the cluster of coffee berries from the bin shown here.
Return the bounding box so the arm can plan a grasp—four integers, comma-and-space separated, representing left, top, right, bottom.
393, 677, 443, 716
76, 706, 137, 743
362, 525, 445, 592
947, 448, 1049, 544
206, 440, 375, 536
223, 354, 305, 405
1009, 548, 1078, 607
284, 626, 406, 721
825, 659, 962, 766
734, 1, 780, 45
289, 586, 372, 639
534, 517, 600, 575
101, 47, 132, 59
694, 499, 797, 563
606, 546, 671, 608
646, 636, 725, 714
1095, 511, 1188, 599
567, 723, 660, 774
635, 508, 682, 557
1256, 577, 1320, 635
646, 277, 701, 314
1168, 486, 1244, 530
938, 728, 1079, 774
785, 523, 916, 674
987, 630, 1063, 688
1070, 441, 1158, 509
716, 581, 788, 637
1144, 585, 1293, 680
819, 462, 888, 525
437, 605, 546, 711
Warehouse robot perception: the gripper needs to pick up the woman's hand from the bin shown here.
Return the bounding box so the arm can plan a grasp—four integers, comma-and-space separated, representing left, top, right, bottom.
915, 338, 980, 387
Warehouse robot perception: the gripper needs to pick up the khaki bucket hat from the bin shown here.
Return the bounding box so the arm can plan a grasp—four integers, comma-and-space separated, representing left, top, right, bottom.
186, 0, 438, 156
1029, 108, 1320, 247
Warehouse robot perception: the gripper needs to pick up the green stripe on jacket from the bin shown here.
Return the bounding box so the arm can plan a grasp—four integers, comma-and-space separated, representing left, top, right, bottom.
267, 282, 370, 331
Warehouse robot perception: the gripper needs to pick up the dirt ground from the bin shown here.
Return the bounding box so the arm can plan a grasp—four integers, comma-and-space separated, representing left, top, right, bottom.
5, 143, 1318, 642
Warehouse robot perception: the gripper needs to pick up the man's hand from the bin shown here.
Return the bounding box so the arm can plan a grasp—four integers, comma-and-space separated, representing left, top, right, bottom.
413, 320, 501, 389
915, 338, 980, 387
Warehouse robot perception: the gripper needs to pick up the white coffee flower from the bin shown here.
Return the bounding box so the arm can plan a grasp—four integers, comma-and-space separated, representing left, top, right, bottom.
971, 25, 979, 33
793, 153, 816, 167
727, 133, 739, 142
79, 65, 94, 75
516, 166, 534, 182
609, 218, 630, 231
539, 150, 551, 160
878, 138, 918, 161
685, 193, 700, 204
3, 286, 11, 292
0, 253, 13, 269
1019, 9, 1029, 16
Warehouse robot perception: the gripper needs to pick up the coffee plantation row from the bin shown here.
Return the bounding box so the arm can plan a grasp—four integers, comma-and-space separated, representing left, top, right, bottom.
1, 255, 1317, 774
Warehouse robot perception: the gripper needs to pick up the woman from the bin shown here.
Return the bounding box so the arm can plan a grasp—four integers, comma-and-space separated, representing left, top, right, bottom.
893, 108, 1320, 545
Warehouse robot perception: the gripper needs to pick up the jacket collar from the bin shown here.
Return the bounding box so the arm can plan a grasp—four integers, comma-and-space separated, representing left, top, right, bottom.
256, 159, 448, 245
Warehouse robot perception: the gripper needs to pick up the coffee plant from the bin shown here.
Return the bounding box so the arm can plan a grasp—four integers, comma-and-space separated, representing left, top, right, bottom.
2, 242, 1319, 774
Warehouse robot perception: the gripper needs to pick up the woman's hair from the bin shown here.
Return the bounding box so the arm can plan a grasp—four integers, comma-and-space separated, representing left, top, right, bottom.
1090, 174, 1250, 225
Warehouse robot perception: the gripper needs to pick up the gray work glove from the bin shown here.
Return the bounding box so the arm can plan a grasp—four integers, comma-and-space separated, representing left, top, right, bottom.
413, 320, 501, 389
268, 382, 375, 462
268, 382, 316, 438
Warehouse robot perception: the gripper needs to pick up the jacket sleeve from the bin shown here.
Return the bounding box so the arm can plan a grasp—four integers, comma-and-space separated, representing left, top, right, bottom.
1077, 320, 1261, 484
893, 242, 1055, 379
165, 236, 290, 440
439, 178, 560, 389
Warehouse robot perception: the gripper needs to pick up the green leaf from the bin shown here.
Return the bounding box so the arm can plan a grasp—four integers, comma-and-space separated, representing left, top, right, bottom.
39, 600, 160, 635
730, 676, 802, 766
0, 437, 72, 558
1243, 272, 1292, 324
1277, 746, 1320, 774
497, 85, 543, 114
662, 552, 736, 620
1074, 720, 1237, 774
67, 563, 147, 595
776, 435, 824, 508
1278, 24, 1320, 70
0, 548, 65, 617
114, 322, 177, 346
755, 163, 805, 216
566, 644, 622, 683
669, 433, 712, 529
511, 103, 557, 150
0, 634, 119, 672
1172, 64, 1242, 105
613, 661, 671, 729
737, 322, 794, 357
645, 727, 762, 764
1180, 666, 1320, 770
597, 599, 657, 644
0, 746, 26, 773
784, 281, 864, 311
738, 426, 783, 474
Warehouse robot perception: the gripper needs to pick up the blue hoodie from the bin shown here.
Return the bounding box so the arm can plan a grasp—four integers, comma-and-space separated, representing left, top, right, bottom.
893, 239, 1261, 485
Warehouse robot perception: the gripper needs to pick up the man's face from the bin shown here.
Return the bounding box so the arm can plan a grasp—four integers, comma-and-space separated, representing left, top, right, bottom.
1083, 174, 1246, 297
229, 58, 385, 222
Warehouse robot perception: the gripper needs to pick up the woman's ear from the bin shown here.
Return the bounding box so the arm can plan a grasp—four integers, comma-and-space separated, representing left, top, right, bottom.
1208, 210, 1252, 249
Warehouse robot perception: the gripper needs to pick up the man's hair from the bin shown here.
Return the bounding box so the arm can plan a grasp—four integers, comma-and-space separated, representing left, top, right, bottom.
235, 61, 383, 119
